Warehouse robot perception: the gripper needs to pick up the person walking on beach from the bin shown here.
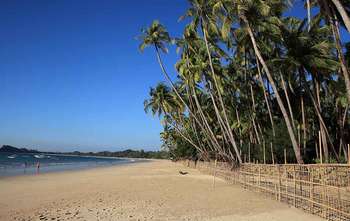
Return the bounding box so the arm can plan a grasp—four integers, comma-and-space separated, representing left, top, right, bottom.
23, 162, 27, 174
36, 161, 40, 174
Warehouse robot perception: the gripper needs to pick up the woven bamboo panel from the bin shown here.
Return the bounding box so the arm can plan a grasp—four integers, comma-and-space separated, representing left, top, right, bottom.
181, 160, 350, 221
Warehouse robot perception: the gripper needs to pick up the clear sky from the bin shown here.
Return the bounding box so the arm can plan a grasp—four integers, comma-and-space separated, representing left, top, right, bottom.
0, 0, 190, 152
0, 0, 346, 152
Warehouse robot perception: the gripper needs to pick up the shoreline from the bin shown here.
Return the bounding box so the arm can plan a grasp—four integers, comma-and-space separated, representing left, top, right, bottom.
0, 160, 323, 221
0, 155, 148, 178
0, 159, 150, 180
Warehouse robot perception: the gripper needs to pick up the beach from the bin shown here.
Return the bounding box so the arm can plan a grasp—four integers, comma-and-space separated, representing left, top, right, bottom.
0, 160, 322, 221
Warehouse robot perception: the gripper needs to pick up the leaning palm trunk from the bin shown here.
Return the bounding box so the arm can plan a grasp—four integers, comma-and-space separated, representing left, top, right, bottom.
330, 0, 350, 34
307, 0, 311, 31
243, 18, 304, 164
329, 7, 350, 104
250, 84, 262, 144
309, 87, 339, 161
202, 26, 242, 163
169, 120, 204, 155
314, 76, 329, 161
208, 91, 232, 155
301, 96, 307, 155
155, 46, 217, 155
155, 46, 190, 112
303, 73, 340, 161
339, 105, 349, 157
280, 72, 296, 130
256, 60, 276, 137
206, 82, 235, 158
186, 88, 209, 154
185, 65, 222, 154
191, 86, 225, 154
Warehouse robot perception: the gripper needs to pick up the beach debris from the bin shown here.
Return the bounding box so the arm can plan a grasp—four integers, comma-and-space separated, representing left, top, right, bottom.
179, 171, 188, 175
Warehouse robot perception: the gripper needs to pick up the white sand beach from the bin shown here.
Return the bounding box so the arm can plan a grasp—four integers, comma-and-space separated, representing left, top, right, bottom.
0, 160, 323, 221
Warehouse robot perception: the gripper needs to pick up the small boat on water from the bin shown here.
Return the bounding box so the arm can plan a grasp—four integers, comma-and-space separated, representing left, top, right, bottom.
7, 154, 17, 159
34, 154, 46, 159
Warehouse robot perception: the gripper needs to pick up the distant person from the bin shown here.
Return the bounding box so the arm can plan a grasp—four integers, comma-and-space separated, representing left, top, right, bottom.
23, 162, 27, 174
36, 162, 40, 174
194, 155, 198, 168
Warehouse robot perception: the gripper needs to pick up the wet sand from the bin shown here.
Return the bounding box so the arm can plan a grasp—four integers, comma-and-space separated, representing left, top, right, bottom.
0, 160, 323, 221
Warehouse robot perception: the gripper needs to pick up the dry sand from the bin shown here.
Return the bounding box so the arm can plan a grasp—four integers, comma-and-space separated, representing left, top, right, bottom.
0, 160, 323, 221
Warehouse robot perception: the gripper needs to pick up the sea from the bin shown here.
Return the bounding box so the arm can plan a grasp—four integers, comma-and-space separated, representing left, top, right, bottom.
0, 152, 139, 177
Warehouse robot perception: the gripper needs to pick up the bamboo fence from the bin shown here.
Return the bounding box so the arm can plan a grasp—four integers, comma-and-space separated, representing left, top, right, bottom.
182, 160, 350, 221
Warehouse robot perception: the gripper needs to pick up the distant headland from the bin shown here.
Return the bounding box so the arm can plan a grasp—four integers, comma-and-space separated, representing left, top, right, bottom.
0, 145, 40, 153
0, 145, 168, 159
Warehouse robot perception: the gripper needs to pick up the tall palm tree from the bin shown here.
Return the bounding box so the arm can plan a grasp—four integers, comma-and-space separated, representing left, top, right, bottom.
221, 0, 304, 163
139, 21, 184, 106
182, 0, 243, 163
144, 83, 205, 155
141, 0, 350, 164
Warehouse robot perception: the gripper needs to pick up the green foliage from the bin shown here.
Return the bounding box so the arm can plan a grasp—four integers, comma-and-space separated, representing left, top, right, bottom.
139, 0, 350, 164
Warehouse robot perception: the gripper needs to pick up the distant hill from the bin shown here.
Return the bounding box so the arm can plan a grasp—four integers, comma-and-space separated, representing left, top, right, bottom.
64, 149, 169, 159
0, 145, 39, 153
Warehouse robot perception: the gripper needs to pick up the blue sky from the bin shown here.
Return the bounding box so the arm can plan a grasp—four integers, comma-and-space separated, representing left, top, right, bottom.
0, 0, 189, 151
0, 0, 347, 152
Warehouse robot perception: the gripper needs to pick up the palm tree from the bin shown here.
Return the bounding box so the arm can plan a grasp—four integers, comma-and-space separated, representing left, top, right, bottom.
182, 0, 242, 163
144, 83, 181, 117
277, 16, 340, 161
144, 83, 205, 155
221, 0, 304, 163
139, 21, 183, 105
308, 0, 350, 105
141, 0, 350, 164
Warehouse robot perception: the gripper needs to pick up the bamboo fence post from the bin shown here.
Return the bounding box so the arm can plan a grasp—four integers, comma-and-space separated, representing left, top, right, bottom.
348, 144, 350, 165
298, 125, 301, 151
258, 166, 261, 190
285, 166, 288, 203
336, 168, 341, 215
319, 131, 323, 164
248, 142, 251, 163
284, 149, 287, 164
278, 165, 281, 201
322, 168, 326, 218
244, 166, 246, 189
310, 166, 314, 214
270, 142, 274, 164
213, 157, 217, 189
293, 165, 296, 207
275, 181, 278, 200
263, 142, 266, 164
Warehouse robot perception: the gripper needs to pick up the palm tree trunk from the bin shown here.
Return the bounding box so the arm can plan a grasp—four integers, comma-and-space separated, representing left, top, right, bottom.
256, 60, 276, 137
235, 108, 244, 150
313, 75, 329, 161
155, 46, 189, 111
330, 0, 350, 33
329, 7, 350, 104
186, 87, 208, 153
206, 82, 237, 158
202, 26, 242, 163
306, 0, 311, 31
301, 96, 307, 155
170, 120, 204, 155
303, 73, 340, 161
280, 72, 296, 130
191, 86, 224, 153
155, 46, 214, 156
243, 18, 304, 164
250, 84, 261, 144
